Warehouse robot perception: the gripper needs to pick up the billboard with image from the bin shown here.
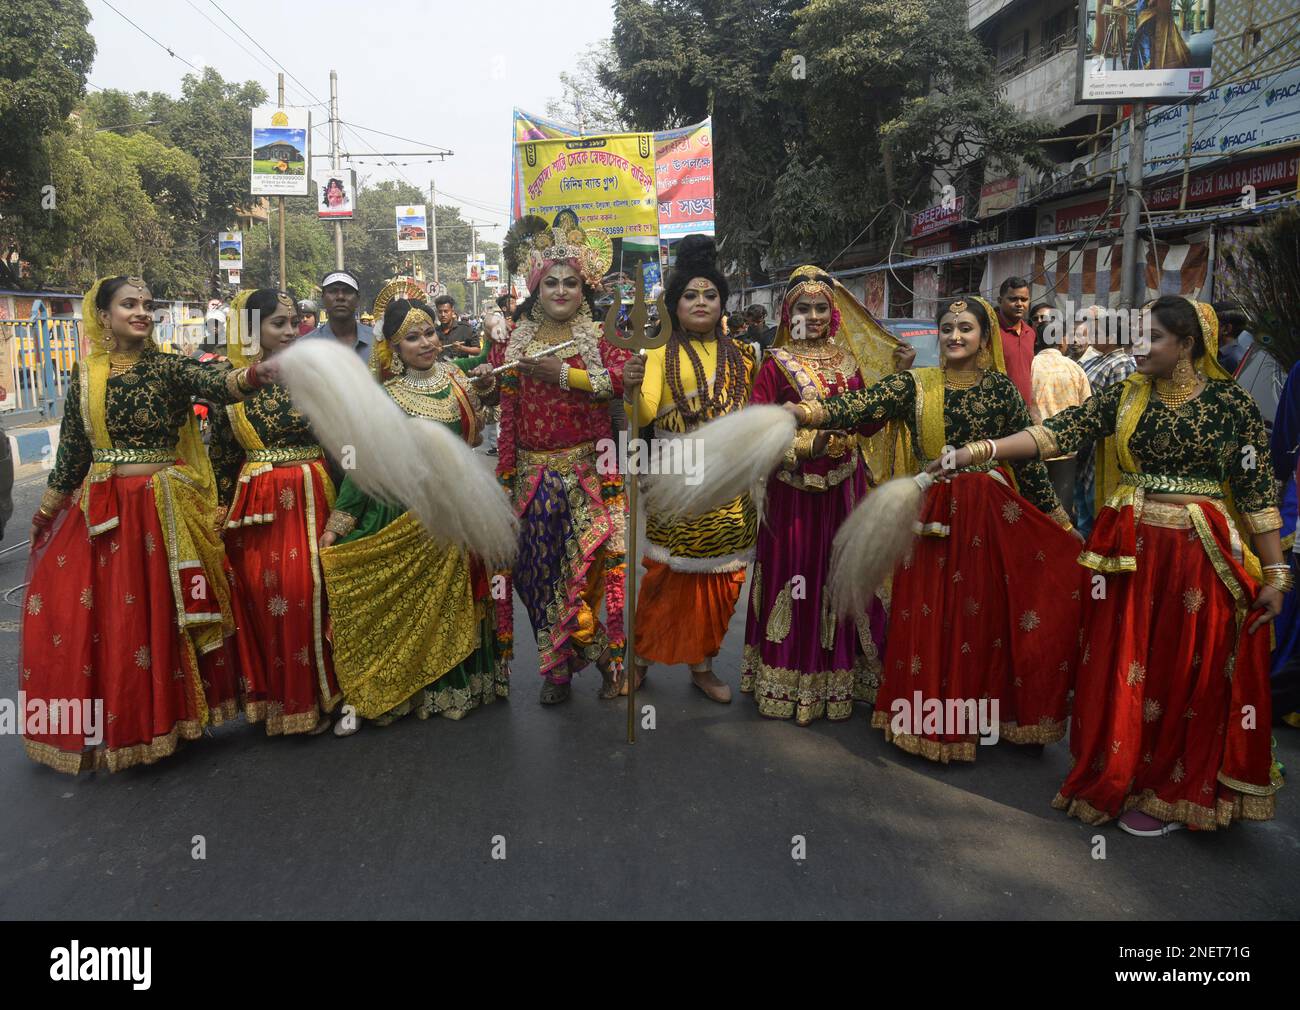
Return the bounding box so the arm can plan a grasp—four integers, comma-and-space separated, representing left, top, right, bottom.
250, 108, 311, 196
1077, 0, 1215, 104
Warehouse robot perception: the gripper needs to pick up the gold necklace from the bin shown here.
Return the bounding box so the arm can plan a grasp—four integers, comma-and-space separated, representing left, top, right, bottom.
401, 361, 450, 393
943, 368, 981, 389
109, 351, 143, 377
791, 339, 842, 362
1155, 376, 1201, 409
534, 318, 573, 347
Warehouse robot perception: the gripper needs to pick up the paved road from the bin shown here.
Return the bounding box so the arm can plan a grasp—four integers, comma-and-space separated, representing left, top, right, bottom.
0, 464, 1294, 920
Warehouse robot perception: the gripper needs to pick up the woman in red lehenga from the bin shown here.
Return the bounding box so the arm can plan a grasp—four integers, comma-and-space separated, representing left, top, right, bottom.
23, 276, 274, 772
794, 295, 1081, 762
945, 296, 1286, 833
208, 289, 340, 736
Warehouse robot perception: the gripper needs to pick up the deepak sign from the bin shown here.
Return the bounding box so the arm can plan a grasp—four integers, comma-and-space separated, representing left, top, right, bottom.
518, 134, 658, 238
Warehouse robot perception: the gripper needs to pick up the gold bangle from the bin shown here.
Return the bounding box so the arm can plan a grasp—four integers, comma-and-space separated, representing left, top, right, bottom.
800, 401, 827, 427
325, 511, 357, 538
39, 488, 69, 516
1264, 573, 1295, 593
963, 440, 990, 467
1026, 425, 1059, 460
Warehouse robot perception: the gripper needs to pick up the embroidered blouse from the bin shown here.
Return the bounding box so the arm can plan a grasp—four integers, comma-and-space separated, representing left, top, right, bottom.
1039, 377, 1277, 517
819, 369, 1064, 517
208, 384, 322, 506
751, 347, 883, 492
48, 350, 249, 496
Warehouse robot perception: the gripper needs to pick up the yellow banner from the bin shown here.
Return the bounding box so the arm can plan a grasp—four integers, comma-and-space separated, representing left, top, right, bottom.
517, 133, 658, 239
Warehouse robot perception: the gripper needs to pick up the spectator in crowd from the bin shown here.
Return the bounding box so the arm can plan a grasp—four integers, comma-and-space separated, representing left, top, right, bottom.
1030, 316, 1092, 519
1073, 304, 1138, 537
995, 276, 1036, 405
744, 304, 773, 350
1030, 302, 1057, 328
497, 291, 517, 321
297, 300, 319, 336
305, 270, 372, 363
1213, 301, 1252, 375
435, 295, 478, 357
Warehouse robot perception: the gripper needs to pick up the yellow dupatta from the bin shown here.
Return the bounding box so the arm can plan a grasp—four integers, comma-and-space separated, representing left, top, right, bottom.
1087, 299, 1261, 588
77, 278, 234, 721
773, 266, 906, 483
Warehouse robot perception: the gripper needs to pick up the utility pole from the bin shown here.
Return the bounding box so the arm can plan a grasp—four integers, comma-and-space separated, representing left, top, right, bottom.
277, 74, 286, 289
471, 225, 478, 315
430, 178, 439, 288
330, 70, 344, 270
1119, 101, 1146, 309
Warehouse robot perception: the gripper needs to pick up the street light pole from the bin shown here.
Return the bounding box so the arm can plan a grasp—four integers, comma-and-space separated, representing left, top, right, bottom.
1119, 101, 1147, 309
277, 74, 286, 289
430, 178, 439, 288
330, 71, 344, 270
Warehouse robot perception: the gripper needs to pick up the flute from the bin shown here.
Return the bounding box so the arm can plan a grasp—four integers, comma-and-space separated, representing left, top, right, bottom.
486, 339, 576, 376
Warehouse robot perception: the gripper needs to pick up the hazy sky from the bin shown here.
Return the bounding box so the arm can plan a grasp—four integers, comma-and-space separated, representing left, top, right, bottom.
85, 0, 618, 240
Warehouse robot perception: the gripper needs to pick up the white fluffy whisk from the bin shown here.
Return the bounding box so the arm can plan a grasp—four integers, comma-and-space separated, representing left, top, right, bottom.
273, 338, 518, 567
827, 471, 936, 619
641, 404, 796, 519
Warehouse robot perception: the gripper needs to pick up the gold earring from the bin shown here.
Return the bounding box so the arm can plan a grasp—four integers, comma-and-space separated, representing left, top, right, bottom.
976, 347, 992, 370
1172, 357, 1195, 386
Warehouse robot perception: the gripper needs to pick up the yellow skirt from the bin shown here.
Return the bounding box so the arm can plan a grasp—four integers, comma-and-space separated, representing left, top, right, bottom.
321, 512, 478, 719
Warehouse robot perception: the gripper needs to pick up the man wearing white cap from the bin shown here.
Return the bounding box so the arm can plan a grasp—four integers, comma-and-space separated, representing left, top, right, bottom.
306, 269, 373, 363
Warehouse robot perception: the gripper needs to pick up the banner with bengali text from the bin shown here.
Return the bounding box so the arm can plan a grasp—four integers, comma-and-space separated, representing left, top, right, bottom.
517, 133, 658, 238
510, 109, 715, 239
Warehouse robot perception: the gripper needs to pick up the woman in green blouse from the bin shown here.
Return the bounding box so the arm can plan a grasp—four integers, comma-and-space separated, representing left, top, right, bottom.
793, 295, 1082, 764
209, 288, 341, 737
24, 276, 273, 772
934, 296, 1287, 834
318, 294, 502, 735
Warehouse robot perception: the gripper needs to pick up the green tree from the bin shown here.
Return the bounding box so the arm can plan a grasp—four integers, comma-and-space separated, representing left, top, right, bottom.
769, 0, 1050, 262
0, 0, 95, 282
603, 0, 1049, 273
31, 126, 200, 294
83, 69, 269, 296
603, 0, 800, 283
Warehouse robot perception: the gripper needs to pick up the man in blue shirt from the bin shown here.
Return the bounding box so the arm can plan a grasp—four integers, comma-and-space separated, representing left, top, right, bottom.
306, 270, 373, 363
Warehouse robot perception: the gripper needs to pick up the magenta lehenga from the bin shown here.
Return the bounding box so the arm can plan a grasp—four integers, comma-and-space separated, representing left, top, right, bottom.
740, 269, 898, 724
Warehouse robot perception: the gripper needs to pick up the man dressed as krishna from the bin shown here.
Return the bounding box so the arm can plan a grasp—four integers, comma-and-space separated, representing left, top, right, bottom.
494, 211, 632, 706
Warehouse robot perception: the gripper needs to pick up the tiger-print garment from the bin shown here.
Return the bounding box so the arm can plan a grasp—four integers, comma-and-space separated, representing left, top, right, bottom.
644, 339, 757, 573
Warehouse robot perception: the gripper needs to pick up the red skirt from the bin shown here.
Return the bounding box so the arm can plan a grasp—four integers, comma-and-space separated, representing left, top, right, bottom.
225, 461, 340, 735
1054, 500, 1278, 829
872, 469, 1082, 762
22, 476, 239, 773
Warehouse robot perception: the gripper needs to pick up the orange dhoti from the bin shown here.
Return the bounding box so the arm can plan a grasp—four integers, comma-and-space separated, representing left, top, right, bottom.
634, 558, 746, 666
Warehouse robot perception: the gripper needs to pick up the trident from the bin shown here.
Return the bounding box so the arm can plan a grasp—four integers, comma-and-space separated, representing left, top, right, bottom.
603, 262, 671, 743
